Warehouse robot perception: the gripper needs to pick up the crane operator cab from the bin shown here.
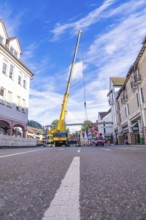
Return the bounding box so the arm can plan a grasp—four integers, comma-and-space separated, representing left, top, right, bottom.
53, 132, 69, 147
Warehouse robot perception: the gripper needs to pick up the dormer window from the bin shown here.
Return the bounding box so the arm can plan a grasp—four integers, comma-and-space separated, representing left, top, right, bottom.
10, 46, 18, 58
14, 50, 18, 57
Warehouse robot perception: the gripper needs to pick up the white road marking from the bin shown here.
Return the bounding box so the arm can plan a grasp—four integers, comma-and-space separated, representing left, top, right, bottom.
0, 149, 44, 159
100, 148, 111, 151
59, 148, 64, 150
77, 149, 80, 153
42, 157, 80, 220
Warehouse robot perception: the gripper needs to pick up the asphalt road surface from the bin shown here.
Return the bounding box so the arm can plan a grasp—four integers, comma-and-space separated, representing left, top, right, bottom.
0, 145, 146, 220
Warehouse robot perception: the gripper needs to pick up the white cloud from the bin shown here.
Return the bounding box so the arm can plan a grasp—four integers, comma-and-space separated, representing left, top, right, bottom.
50, 0, 146, 41
51, 0, 115, 40
0, 2, 23, 36
67, 61, 85, 80
84, 8, 146, 89
2, 0, 145, 134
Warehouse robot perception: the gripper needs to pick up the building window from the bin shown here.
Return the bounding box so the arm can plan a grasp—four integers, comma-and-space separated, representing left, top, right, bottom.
0, 87, 5, 97
136, 93, 139, 107
140, 88, 144, 103
0, 36, 4, 44
118, 113, 121, 123
125, 107, 127, 117
9, 65, 14, 79
127, 104, 130, 115
10, 47, 18, 58
18, 75, 22, 85
22, 99, 26, 112
7, 91, 12, 107
2, 63, 7, 75
16, 96, 21, 110
0, 87, 5, 105
117, 101, 120, 110
23, 79, 26, 89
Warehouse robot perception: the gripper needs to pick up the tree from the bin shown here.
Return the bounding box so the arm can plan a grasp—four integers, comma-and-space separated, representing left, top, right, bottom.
50, 119, 70, 133
50, 119, 59, 130
81, 120, 92, 131
27, 120, 43, 129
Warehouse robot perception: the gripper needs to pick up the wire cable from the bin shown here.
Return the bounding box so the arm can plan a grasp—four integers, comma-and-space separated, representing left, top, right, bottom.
82, 61, 88, 121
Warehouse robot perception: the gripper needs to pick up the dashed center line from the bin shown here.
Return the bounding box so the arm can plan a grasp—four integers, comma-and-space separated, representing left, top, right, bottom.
100, 148, 111, 151
42, 157, 80, 220
0, 149, 44, 159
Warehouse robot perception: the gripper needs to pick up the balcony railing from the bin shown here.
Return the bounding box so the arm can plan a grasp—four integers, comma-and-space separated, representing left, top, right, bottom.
131, 81, 137, 90
134, 74, 142, 83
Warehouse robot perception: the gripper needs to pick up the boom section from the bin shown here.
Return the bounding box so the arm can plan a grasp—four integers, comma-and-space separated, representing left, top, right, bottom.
57, 30, 82, 131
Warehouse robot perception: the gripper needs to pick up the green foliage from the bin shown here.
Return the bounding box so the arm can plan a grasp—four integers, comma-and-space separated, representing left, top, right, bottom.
51, 119, 59, 130
72, 131, 79, 136
27, 120, 43, 129
81, 120, 92, 131
50, 119, 70, 133
66, 127, 70, 134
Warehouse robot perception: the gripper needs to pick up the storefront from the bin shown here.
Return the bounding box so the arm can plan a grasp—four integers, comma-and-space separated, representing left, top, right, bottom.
131, 122, 140, 144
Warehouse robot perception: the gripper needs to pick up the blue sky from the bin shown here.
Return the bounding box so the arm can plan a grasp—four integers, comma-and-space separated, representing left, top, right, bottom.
1, 0, 146, 132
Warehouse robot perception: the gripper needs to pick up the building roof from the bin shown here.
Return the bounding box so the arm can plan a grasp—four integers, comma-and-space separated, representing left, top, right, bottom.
27, 126, 44, 135
99, 109, 111, 120
0, 19, 9, 38
8, 37, 22, 54
0, 43, 34, 77
117, 37, 146, 99
110, 77, 126, 86
0, 19, 34, 77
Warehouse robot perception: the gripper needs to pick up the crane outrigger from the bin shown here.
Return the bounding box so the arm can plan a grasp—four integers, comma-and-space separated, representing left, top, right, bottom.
48, 30, 82, 146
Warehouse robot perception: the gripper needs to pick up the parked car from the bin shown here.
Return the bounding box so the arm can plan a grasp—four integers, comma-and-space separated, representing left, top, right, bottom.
93, 137, 106, 146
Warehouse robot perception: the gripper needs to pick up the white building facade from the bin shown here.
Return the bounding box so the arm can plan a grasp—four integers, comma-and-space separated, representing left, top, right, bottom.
98, 109, 113, 142
116, 38, 146, 145
107, 77, 125, 143
107, 37, 146, 145
0, 19, 33, 137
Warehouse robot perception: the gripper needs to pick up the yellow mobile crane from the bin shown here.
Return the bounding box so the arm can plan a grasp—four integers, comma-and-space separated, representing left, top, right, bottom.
48, 30, 82, 146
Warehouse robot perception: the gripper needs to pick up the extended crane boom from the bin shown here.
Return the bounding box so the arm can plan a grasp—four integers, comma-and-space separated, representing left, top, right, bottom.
57, 30, 82, 131
49, 30, 82, 146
